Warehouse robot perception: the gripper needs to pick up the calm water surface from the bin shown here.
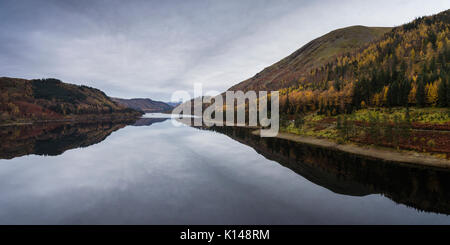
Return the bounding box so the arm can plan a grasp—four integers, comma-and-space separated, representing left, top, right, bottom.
0, 114, 449, 224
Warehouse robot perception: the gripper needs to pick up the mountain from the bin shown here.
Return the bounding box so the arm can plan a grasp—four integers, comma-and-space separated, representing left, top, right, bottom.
229, 25, 392, 92
0, 77, 142, 124
166, 101, 182, 107
228, 9, 450, 116
111, 98, 173, 113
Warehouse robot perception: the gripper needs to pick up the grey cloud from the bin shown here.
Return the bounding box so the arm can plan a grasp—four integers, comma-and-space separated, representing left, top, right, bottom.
0, 0, 449, 100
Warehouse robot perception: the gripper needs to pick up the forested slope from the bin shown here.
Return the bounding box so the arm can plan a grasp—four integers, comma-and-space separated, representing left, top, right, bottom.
0, 77, 142, 123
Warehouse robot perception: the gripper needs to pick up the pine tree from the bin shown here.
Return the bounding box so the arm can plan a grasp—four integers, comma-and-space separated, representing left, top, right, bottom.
416, 76, 426, 107
438, 78, 448, 107
400, 79, 411, 106
284, 91, 290, 114
447, 79, 450, 107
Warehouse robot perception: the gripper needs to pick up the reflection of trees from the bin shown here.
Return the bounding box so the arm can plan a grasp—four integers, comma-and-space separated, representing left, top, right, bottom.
0, 117, 170, 160
208, 125, 450, 215
0, 121, 133, 159
132, 117, 168, 126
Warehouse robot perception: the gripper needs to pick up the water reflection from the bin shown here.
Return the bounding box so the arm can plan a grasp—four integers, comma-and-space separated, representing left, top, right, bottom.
0, 117, 168, 160
1, 118, 450, 224
207, 126, 450, 215
133, 117, 168, 126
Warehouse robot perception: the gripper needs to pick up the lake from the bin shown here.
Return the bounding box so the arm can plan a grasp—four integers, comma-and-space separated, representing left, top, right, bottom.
0, 114, 450, 224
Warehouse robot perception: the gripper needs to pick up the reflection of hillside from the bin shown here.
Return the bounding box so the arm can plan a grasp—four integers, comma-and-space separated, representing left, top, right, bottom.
0, 120, 136, 159
132, 117, 168, 126
208, 126, 450, 215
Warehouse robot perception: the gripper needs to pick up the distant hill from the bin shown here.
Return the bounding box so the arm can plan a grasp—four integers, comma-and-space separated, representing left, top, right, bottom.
0, 77, 142, 124
111, 98, 173, 113
165, 101, 182, 107
229, 25, 392, 92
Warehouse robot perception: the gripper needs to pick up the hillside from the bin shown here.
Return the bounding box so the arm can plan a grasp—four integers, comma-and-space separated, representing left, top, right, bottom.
229, 25, 392, 92
276, 9, 450, 115
269, 10, 450, 157
0, 77, 142, 124
111, 98, 173, 113
196, 10, 450, 157
226, 10, 450, 117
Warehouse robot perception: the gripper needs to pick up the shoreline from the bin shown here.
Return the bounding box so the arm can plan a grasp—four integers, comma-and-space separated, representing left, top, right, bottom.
0, 114, 142, 127
252, 129, 450, 169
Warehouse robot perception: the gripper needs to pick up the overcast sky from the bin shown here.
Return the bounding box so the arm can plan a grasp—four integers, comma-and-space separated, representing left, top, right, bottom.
0, 0, 448, 101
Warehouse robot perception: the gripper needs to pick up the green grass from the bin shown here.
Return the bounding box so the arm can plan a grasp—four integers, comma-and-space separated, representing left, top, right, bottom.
282, 119, 338, 140
303, 113, 328, 122
280, 106, 450, 149
351, 107, 450, 124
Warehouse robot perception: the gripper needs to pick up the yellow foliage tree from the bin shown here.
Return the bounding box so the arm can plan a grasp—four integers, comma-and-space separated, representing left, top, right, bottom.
426, 82, 439, 106
382, 86, 389, 105
408, 83, 417, 104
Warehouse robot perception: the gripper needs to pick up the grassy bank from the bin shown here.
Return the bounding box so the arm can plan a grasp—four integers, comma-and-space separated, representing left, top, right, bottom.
281, 107, 450, 158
